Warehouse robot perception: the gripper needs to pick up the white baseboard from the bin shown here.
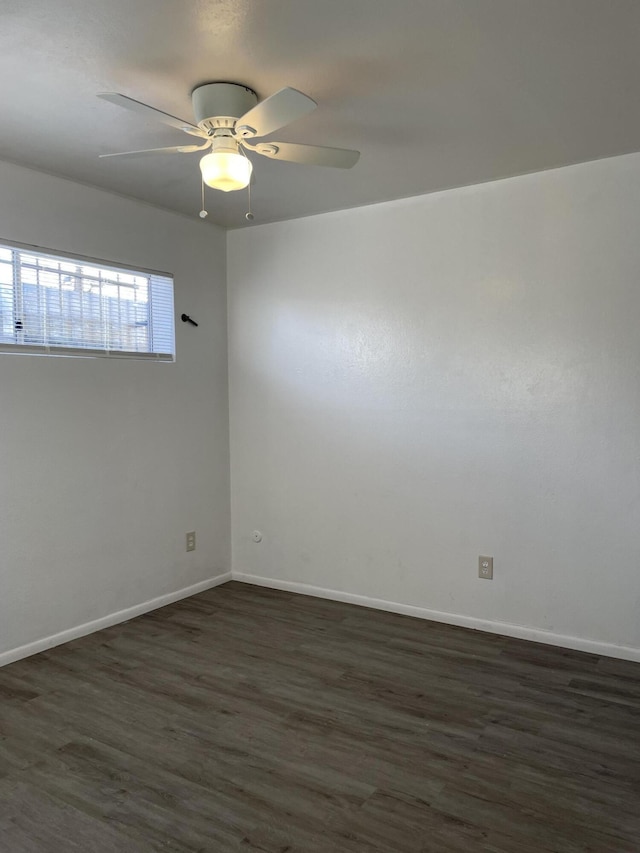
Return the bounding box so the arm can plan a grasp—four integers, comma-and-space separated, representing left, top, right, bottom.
5, 569, 638, 667
232, 572, 640, 663
0, 571, 232, 668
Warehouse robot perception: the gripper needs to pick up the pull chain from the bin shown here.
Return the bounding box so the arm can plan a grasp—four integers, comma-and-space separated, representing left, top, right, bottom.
246, 179, 254, 221
240, 145, 254, 221
199, 179, 208, 219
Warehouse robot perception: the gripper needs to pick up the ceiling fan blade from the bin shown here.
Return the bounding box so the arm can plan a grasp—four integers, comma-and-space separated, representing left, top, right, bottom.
249, 141, 360, 168
236, 88, 316, 138
98, 92, 204, 135
99, 143, 208, 159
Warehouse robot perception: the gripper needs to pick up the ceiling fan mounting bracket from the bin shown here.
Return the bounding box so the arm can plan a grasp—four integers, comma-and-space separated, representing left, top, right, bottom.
191, 82, 258, 133
235, 124, 257, 139
256, 143, 279, 156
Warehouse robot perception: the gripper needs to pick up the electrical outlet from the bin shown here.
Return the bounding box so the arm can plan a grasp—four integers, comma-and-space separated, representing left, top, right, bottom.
186, 531, 196, 552
479, 555, 493, 580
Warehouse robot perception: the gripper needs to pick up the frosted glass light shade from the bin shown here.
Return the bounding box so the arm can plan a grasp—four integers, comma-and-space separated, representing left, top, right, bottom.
199, 149, 252, 192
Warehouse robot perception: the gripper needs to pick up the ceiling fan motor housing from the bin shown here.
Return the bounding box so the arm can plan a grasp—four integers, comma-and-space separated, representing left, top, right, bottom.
191, 83, 258, 133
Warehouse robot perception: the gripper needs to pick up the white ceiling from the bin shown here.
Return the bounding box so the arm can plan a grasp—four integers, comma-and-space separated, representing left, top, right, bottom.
1, 0, 640, 228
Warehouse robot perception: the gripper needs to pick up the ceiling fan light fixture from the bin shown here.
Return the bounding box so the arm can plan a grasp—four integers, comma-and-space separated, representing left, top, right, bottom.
199, 138, 252, 192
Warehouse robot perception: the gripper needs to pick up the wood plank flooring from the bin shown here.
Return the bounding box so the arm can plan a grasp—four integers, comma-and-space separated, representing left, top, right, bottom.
1, 581, 639, 851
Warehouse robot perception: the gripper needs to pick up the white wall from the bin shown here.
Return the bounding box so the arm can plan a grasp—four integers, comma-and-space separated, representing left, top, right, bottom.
0, 160, 230, 659
228, 152, 640, 659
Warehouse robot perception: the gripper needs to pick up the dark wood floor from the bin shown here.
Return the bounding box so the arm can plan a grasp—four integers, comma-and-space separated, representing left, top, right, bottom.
1, 582, 639, 852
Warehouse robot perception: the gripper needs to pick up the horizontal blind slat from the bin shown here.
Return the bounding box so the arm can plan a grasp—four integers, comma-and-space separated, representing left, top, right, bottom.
0, 343, 174, 360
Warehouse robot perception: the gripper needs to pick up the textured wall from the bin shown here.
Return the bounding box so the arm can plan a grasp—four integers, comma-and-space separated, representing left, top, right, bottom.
0, 160, 230, 656
228, 152, 640, 657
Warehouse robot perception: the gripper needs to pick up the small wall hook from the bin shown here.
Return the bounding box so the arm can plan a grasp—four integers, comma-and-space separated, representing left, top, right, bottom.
181, 314, 199, 327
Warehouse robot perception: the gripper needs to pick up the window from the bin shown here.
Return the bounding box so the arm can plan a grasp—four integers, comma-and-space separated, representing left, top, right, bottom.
0, 241, 175, 360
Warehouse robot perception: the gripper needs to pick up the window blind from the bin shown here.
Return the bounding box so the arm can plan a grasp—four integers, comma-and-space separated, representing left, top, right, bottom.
0, 241, 175, 360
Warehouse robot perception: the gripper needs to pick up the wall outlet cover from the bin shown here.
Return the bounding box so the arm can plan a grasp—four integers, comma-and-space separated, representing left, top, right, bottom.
479, 555, 493, 579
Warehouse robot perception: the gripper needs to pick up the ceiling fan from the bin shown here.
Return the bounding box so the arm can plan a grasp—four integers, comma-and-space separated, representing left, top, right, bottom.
98, 83, 360, 204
